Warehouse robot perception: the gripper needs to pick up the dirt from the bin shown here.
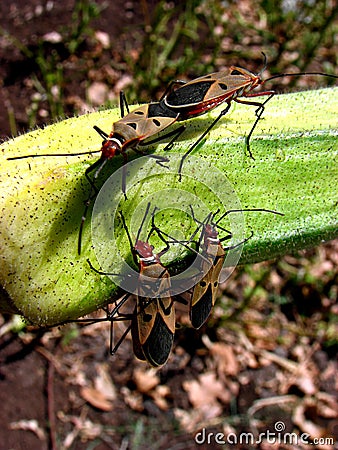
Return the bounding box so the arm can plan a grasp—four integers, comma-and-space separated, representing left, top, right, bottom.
1, 242, 337, 449
0, 0, 152, 140
0, 1, 337, 449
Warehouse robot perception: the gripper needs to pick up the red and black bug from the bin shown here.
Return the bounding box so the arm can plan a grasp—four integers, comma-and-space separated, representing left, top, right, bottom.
165, 206, 284, 329
8, 56, 336, 251
86, 203, 176, 366
7, 92, 186, 254
190, 207, 286, 328
159, 53, 338, 176
118, 203, 176, 367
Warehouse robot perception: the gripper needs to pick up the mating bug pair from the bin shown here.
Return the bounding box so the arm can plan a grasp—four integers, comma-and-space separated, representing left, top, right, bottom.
8, 55, 338, 255
73, 203, 283, 367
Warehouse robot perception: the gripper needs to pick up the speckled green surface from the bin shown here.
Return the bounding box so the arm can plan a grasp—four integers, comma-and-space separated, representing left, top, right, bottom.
1, 88, 337, 325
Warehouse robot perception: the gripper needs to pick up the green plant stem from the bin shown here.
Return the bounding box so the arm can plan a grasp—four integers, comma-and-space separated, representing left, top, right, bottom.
0, 88, 337, 325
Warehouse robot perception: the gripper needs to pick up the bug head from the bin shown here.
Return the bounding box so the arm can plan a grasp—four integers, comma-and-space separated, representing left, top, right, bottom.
134, 240, 156, 260
93, 125, 123, 160
229, 52, 267, 91
100, 135, 123, 160
204, 223, 219, 243
119, 202, 159, 264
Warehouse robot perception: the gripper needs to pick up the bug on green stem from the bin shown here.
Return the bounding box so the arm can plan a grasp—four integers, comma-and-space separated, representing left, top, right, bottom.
87, 202, 176, 367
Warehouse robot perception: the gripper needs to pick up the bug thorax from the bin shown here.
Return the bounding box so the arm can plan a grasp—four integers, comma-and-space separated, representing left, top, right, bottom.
100, 134, 124, 160
204, 224, 219, 245
134, 240, 159, 265
229, 66, 263, 93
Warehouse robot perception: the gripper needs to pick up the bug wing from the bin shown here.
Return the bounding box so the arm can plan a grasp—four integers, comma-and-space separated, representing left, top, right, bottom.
166, 68, 254, 110
113, 103, 178, 142
190, 268, 214, 329
190, 243, 226, 329
134, 264, 175, 367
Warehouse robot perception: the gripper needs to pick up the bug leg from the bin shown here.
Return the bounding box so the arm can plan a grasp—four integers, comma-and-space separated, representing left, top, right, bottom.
222, 230, 254, 251
78, 190, 94, 254
121, 151, 129, 199
162, 125, 186, 152
109, 322, 132, 355
118, 210, 136, 264
149, 208, 171, 257
136, 125, 187, 168
77, 158, 109, 254
119, 91, 130, 117
178, 103, 232, 180
138, 124, 186, 152
159, 79, 187, 101
93, 125, 109, 140
235, 93, 275, 158
132, 147, 170, 168
86, 258, 122, 277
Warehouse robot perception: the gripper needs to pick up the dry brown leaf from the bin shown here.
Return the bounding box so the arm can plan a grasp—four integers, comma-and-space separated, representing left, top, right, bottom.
174, 405, 223, 432
294, 374, 317, 396
94, 363, 117, 401
293, 403, 326, 439
150, 385, 171, 410
183, 372, 230, 410
210, 342, 239, 376
61, 412, 103, 448
174, 408, 206, 433
316, 392, 338, 418
133, 367, 160, 393
80, 386, 113, 412
9, 419, 45, 440
121, 386, 144, 412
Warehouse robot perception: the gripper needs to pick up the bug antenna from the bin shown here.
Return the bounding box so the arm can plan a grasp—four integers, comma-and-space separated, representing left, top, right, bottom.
7, 148, 101, 161
264, 72, 338, 83
210, 208, 221, 224
93, 125, 109, 139
147, 206, 160, 241
189, 205, 212, 227
87, 258, 121, 277
150, 216, 210, 263
258, 52, 268, 77
137, 202, 151, 242
119, 210, 134, 254
215, 208, 284, 225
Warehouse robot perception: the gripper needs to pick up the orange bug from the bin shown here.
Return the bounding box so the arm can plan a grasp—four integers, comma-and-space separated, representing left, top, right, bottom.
160, 53, 338, 175
87, 203, 176, 366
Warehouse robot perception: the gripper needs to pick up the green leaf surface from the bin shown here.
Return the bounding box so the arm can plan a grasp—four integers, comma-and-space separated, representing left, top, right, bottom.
0, 87, 337, 325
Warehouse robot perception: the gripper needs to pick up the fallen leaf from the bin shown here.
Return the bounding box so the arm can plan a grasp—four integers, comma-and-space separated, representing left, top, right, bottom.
9, 419, 45, 440
150, 385, 170, 410
183, 372, 230, 410
210, 342, 239, 376
94, 363, 117, 401
80, 386, 113, 411
293, 403, 326, 439
133, 368, 160, 393
121, 386, 144, 412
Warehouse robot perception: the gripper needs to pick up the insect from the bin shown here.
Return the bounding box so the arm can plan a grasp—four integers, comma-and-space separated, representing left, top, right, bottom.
7, 92, 186, 254
87, 203, 176, 366
119, 203, 176, 367
169, 206, 284, 329
159, 53, 338, 176
8, 57, 336, 251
